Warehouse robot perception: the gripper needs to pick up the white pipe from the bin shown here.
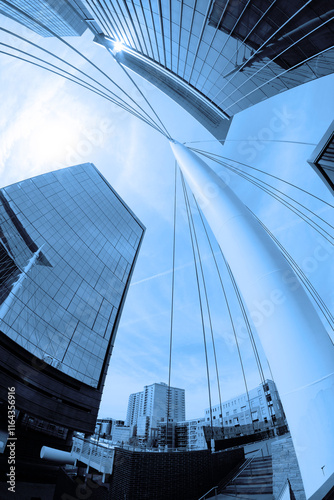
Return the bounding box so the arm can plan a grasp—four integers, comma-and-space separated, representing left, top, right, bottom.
40, 446, 75, 464
170, 140, 334, 499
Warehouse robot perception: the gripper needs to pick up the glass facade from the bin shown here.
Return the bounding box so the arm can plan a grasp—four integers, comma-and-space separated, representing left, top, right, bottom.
84, 0, 334, 118
308, 119, 334, 192
0, 163, 144, 388
0, 0, 87, 36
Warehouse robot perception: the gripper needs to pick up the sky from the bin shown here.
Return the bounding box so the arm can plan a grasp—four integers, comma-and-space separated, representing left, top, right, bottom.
0, 16, 333, 421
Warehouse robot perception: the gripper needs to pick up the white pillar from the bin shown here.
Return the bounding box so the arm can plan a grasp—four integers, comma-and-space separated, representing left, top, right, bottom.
170, 140, 334, 499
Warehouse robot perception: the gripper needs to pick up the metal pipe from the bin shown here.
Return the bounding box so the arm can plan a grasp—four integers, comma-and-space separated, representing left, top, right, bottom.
40, 446, 75, 464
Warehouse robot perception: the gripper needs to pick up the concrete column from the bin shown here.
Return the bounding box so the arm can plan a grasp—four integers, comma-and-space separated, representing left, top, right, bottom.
170, 140, 334, 499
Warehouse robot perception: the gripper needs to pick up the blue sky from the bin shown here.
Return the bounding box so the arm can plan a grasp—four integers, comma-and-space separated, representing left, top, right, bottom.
0, 18, 333, 421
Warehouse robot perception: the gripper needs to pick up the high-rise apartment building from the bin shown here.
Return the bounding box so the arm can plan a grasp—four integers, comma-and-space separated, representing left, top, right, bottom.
0, 0, 88, 36
158, 417, 207, 451
125, 382, 185, 440
0, 163, 144, 451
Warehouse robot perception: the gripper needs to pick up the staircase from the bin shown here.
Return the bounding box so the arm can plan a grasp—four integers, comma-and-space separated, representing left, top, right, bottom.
217, 455, 273, 499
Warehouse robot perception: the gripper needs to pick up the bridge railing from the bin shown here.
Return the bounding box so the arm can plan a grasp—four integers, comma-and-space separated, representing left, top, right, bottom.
71, 436, 115, 475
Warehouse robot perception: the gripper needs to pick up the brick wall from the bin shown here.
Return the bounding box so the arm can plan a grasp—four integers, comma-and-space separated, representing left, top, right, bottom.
272, 434, 306, 500
109, 447, 244, 500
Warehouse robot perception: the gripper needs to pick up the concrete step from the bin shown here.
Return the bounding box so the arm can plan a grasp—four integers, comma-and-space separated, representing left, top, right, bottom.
215, 494, 274, 499
247, 465, 272, 471
224, 483, 273, 491
238, 471, 273, 478
232, 477, 273, 485
245, 460, 272, 466
224, 487, 273, 495
218, 454, 273, 499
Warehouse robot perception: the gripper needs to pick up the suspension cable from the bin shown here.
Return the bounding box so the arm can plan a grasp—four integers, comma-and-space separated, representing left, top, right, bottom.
0, 1, 169, 136
112, 55, 172, 139
0, 26, 164, 134
0, 27, 140, 105
198, 0, 279, 91
190, 149, 334, 243
199, 0, 254, 94
205, 0, 313, 98
0, 50, 165, 136
194, 0, 279, 90
224, 45, 334, 112
184, 139, 317, 147
251, 212, 334, 334
208, 154, 334, 232
190, 148, 334, 209
190, 196, 256, 432
166, 162, 178, 443
197, 200, 280, 430
179, 170, 214, 441
220, 254, 256, 434
195, 197, 268, 388
217, 15, 334, 107
182, 175, 224, 432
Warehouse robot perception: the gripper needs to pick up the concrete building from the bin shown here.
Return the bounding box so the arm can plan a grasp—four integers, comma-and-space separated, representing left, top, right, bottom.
204, 379, 285, 429
95, 418, 124, 438
0, 163, 144, 457
95, 417, 130, 444
125, 382, 185, 441
175, 418, 207, 451
112, 424, 131, 445
158, 380, 285, 450
158, 417, 207, 451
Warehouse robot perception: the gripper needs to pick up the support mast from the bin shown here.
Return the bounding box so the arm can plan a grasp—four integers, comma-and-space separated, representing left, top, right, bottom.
170, 140, 334, 499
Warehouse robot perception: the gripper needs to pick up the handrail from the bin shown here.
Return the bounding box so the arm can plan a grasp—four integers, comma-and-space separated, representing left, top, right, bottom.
277, 479, 291, 500
198, 485, 218, 500
220, 442, 268, 490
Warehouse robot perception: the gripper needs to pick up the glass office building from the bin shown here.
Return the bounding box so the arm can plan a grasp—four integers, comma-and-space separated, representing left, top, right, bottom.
87, 0, 334, 140
1, 1, 333, 139
308, 119, 334, 192
0, 0, 88, 36
0, 163, 144, 438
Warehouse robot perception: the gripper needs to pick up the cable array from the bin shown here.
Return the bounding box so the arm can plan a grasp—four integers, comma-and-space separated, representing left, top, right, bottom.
190, 147, 334, 244
180, 170, 214, 439
166, 162, 178, 447
0, 3, 171, 139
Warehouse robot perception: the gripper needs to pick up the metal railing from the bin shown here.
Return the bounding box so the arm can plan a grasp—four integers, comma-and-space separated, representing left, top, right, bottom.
277, 479, 291, 500
71, 436, 115, 476
219, 441, 271, 497
198, 485, 218, 500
